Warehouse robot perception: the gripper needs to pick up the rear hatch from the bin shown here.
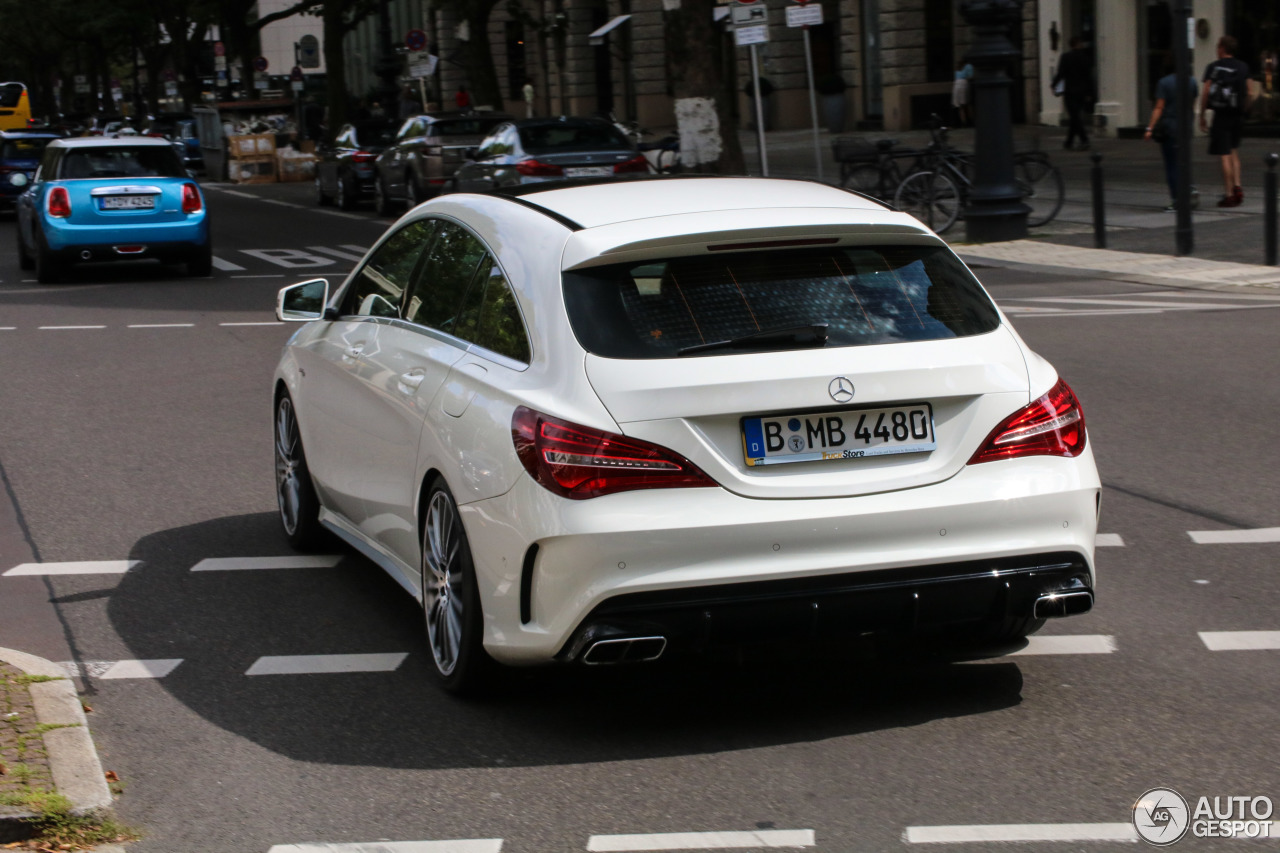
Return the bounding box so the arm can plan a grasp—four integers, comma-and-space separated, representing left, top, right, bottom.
61, 179, 193, 226
565, 243, 1031, 500
519, 122, 639, 176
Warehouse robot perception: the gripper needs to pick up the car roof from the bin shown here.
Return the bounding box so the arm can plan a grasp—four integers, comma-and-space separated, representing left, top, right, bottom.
47, 137, 177, 149
0, 130, 62, 139
490, 176, 886, 230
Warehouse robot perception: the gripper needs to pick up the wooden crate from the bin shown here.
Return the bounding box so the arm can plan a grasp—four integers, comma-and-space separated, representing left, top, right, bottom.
229, 156, 276, 184
276, 153, 317, 183
227, 133, 276, 159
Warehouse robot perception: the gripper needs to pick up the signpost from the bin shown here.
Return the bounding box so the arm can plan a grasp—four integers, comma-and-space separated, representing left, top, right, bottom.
252, 56, 269, 73
787, 0, 824, 180
405, 28, 427, 52
732, 0, 770, 176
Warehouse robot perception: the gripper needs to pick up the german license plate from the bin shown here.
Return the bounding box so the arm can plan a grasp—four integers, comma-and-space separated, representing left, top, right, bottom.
564, 166, 612, 178
742, 404, 935, 467
101, 195, 155, 210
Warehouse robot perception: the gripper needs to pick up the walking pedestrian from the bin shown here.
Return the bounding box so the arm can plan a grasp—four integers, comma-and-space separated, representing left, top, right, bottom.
1053, 37, 1096, 150
952, 61, 973, 126
1144, 56, 1199, 210
1199, 35, 1250, 207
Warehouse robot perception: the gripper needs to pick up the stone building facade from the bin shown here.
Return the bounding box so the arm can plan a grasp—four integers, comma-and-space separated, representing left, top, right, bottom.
345, 0, 1043, 133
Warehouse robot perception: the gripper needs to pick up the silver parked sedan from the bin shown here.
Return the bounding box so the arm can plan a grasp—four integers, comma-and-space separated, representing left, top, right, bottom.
452, 117, 649, 192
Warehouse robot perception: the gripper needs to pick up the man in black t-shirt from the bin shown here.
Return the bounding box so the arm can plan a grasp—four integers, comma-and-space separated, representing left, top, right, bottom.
1200, 35, 1250, 207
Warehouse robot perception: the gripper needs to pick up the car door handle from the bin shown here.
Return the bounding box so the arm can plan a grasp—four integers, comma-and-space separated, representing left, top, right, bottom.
398, 370, 426, 392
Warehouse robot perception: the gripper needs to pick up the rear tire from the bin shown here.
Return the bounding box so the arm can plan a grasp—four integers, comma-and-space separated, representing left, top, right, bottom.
274, 392, 327, 551
315, 175, 332, 206
35, 232, 62, 284
373, 176, 392, 216
187, 244, 213, 277
335, 174, 356, 211
16, 224, 34, 271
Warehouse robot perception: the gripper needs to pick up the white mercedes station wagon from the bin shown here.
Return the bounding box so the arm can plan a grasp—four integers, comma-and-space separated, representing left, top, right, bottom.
273, 177, 1100, 693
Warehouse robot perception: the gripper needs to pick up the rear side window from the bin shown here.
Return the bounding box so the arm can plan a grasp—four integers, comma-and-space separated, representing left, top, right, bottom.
2, 138, 53, 160
518, 123, 631, 154
430, 118, 504, 137
341, 220, 436, 318
562, 245, 1000, 359
58, 146, 184, 179
403, 221, 487, 333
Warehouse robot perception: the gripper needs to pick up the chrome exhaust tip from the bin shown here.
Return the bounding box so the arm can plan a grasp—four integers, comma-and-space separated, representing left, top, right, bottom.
80, 250, 92, 260
1034, 590, 1093, 619
582, 635, 667, 665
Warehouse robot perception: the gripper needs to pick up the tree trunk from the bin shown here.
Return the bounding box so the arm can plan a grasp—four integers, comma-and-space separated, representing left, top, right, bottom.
460, 0, 502, 110
662, 0, 744, 173
322, 0, 350, 142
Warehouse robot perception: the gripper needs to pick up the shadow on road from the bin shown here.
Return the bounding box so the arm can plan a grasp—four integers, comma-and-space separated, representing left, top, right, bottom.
111, 512, 1025, 770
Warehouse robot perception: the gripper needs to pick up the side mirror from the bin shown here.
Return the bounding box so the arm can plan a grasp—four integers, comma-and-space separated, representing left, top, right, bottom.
277, 278, 330, 322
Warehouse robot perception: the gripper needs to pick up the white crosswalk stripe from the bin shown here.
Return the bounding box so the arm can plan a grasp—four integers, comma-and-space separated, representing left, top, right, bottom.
4, 560, 139, 576
1199, 631, 1280, 651
904, 823, 1137, 844
59, 659, 183, 679
268, 841, 503, 853
1005, 635, 1116, 656
1096, 533, 1125, 547
245, 653, 408, 675
191, 555, 343, 572
587, 830, 815, 851
1188, 527, 1280, 544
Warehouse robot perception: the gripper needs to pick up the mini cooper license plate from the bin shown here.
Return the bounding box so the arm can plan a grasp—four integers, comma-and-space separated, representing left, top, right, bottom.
742, 404, 936, 467
102, 195, 155, 210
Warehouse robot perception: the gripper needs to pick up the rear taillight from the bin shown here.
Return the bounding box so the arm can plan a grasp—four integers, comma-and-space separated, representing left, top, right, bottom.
181, 183, 202, 213
47, 186, 71, 217
352, 151, 377, 163
968, 378, 1086, 464
514, 158, 563, 177
512, 406, 716, 499
613, 154, 650, 174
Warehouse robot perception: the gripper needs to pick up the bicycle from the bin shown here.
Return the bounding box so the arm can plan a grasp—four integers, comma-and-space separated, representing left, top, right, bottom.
832, 137, 927, 201
893, 123, 1064, 234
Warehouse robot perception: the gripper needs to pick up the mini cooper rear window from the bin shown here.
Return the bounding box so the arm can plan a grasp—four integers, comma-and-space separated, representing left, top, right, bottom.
562, 245, 1000, 359
58, 146, 184, 179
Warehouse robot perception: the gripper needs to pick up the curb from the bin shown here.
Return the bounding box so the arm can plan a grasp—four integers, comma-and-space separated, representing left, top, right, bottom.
0, 647, 112, 820
956, 250, 1280, 293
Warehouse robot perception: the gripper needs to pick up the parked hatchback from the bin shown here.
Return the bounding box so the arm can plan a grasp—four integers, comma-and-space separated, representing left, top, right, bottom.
273, 177, 1099, 694
315, 119, 398, 210
0, 130, 61, 211
373, 112, 510, 214
452, 117, 649, 192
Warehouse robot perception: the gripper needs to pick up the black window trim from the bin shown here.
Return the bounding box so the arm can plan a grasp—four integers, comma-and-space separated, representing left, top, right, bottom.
334, 213, 533, 370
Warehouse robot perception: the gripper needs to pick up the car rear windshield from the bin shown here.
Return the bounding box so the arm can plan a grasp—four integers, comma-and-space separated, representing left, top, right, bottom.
58, 146, 185, 179
431, 118, 504, 137
2, 137, 53, 160
518, 123, 632, 154
354, 121, 398, 147
562, 245, 1001, 359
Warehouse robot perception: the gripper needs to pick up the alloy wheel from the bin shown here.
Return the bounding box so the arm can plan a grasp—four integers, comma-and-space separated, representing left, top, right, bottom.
274, 396, 303, 536
423, 489, 466, 676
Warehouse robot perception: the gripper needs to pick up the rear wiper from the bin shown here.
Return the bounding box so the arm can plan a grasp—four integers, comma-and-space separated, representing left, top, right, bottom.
677, 323, 829, 356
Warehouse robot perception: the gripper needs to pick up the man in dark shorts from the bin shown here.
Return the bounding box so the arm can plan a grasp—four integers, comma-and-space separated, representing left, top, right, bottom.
1200, 35, 1250, 207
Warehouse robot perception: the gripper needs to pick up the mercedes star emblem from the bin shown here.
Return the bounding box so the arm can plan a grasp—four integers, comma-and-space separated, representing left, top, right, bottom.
828, 377, 855, 403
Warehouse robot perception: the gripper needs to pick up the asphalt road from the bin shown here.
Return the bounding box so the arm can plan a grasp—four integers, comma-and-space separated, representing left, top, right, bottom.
0, 184, 1278, 853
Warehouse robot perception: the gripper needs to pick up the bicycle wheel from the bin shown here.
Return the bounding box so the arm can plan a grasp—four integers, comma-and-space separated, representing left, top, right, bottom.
1016, 157, 1065, 227
843, 163, 894, 200
895, 170, 961, 233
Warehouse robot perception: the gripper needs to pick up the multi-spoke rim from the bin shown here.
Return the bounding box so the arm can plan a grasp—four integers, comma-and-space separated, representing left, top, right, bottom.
274, 397, 303, 536
423, 490, 465, 676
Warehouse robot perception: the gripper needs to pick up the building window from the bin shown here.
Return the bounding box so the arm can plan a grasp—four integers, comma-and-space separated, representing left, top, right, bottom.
506, 20, 527, 101
925, 0, 955, 83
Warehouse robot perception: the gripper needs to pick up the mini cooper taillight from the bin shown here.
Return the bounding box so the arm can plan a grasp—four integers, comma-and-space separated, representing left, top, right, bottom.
968, 378, 1086, 464
181, 183, 202, 213
47, 186, 71, 217
512, 406, 716, 499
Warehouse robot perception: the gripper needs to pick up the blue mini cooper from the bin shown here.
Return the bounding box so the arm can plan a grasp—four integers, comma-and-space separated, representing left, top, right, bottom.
15, 137, 211, 282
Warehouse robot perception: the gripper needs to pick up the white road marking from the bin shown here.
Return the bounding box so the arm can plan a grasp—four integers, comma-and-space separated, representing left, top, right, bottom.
191, 555, 342, 572
128, 323, 195, 328
903, 823, 1137, 844
58, 659, 183, 679
1005, 635, 1116, 656
1095, 533, 1125, 547
211, 255, 247, 271
1188, 527, 1280, 544
341, 244, 370, 253
230, 274, 286, 279
219, 321, 285, 326
1006, 308, 1167, 318
1018, 296, 1262, 310
316, 210, 371, 220
4, 560, 139, 576
38, 325, 106, 330
241, 248, 336, 268
265, 199, 305, 208
222, 189, 257, 198
308, 245, 365, 262
0, 327, 14, 330
245, 653, 408, 675
1199, 631, 1280, 651
586, 831, 815, 851
268, 841, 503, 853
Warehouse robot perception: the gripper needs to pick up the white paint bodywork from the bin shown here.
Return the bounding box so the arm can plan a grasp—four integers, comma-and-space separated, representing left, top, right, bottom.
274, 178, 1100, 665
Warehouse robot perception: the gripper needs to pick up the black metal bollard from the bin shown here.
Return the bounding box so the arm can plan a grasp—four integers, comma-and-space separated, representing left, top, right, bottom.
1091, 152, 1106, 249
1266, 153, 1278, 266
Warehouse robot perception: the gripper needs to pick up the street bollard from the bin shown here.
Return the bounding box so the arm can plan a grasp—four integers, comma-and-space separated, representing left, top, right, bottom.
1091, 152, 1106, 249
1266, 153, 1278, 266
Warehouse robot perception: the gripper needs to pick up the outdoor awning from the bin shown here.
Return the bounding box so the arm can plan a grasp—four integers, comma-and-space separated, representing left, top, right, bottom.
589, 15, 631, 45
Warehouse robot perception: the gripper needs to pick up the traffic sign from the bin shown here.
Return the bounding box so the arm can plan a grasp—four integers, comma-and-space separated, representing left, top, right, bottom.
253, 56, 269, 73
290, 65, 304, 82
214, 41, 225, 57
405, 28, 427, 52
298, 34, 320, 69
734, 24, 769, 45
785, 4, 822, 26
731, 3, 767, 25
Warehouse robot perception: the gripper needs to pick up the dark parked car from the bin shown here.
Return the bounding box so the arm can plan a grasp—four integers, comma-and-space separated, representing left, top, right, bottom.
315, 119, 398, 210
0, 130, 62, 211
372, 112, 510, 214
452, 117, 650, 192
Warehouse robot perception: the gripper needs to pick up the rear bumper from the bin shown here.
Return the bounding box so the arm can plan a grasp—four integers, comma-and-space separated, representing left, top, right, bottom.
48, 240, 208, 263
42, 216, 208, 254
460, 451, 1101, 664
